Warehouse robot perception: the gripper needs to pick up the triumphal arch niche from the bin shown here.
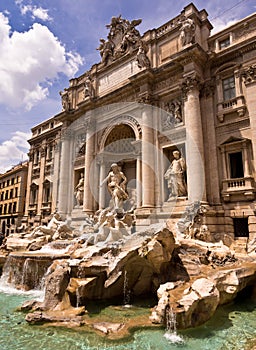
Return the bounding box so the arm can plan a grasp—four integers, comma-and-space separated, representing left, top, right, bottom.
57, 102, 205, 228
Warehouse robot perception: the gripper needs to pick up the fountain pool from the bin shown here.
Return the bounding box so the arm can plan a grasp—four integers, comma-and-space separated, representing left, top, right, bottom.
0, 288, 255, 350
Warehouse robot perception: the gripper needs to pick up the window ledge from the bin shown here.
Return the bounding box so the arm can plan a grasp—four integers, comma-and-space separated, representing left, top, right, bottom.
222, 176, 255, 201
217, 95, 246, 122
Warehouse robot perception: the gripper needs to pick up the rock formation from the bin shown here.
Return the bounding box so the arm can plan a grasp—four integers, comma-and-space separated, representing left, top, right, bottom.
1, 206, 256, 336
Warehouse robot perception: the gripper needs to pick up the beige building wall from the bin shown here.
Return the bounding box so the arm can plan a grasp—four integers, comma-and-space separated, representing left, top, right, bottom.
0, 162, 28, 235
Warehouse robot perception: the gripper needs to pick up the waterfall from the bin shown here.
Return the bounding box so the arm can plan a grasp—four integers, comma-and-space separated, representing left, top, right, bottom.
164, 305, 184, 344
76, 288, 81, 308
123, 270, 131, 307
0, 255, 44, 299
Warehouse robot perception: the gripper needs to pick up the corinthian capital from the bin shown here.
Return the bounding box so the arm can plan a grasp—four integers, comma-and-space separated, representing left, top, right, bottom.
241, 64, 256, 85
181, 74, 201, 99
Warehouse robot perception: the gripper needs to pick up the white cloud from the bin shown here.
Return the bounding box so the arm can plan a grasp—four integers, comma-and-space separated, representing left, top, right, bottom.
211, 18, 237, 35
20, 4, 52, 22
16, 0, 52, 22
0, 13, 83, 110
0, 131, 30, 173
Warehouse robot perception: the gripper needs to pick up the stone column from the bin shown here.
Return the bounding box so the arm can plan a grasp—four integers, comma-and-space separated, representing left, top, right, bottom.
83, 119, 96, 214
51, 136, 61, 213
24, 151, 34, 217
183, 74, 206, 202
201, 80, 221, 203
98, 157, 106, 210
58, 128, 73, 216
220, 148, 228, 179
242, 141, 250, 177
141, 105, 155, 207
136, 157, 142, 208
37, 142, 47, 217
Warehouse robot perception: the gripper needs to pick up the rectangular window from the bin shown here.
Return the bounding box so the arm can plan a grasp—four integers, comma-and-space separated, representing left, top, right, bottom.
222, 76, 235, 101
233, 218, 249, 238
219, 37, 230, 49
229, 152, 244, 178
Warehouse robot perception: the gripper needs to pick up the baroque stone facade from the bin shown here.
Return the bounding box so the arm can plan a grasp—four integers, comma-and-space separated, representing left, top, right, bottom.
22, 3, 256, 249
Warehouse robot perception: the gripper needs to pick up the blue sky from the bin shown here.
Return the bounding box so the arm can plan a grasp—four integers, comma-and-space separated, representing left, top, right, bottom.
0, 0, 255, 172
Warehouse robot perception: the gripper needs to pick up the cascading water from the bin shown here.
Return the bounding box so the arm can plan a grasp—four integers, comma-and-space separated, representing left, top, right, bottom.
164, 305, 184, 344
0, 256, 44, 299
123, 270, 131, 307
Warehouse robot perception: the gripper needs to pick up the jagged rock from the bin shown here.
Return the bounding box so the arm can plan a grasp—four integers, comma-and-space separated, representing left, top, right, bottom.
93, 322, 125, 334
175, 278, 219, 329
5, 213, 256, 333
28, 236, 50, 251
25, 309, 85, 325
150, 282, 178, 324
5, 235, 32, 251
41, 260, 71, 310
26, 311, 48, 324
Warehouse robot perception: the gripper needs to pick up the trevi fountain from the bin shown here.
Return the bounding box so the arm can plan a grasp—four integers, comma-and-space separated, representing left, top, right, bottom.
0, 160, 256, 350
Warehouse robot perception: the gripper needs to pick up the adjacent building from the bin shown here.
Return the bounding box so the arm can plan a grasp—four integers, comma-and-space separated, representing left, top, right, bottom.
22, 3, 256, 248
0, 161, 28, 235
23, 116, 62, 229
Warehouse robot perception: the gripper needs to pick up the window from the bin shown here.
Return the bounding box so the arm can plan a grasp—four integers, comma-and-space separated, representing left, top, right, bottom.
47, 144, 53, 160
13, 202, 17, 214
5, 190, 8, 200
43, 180, 51, 203
34, 150, 40, 165
220, 138, 255, 201
222, 76, 235, 101
219, 37, 230, 49
229, 152, 244, 178
233, 218, 249, 238
30, 184, 38, 205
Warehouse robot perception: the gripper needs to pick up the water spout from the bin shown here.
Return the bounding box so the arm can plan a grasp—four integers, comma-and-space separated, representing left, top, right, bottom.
164, 305, 184, 344
123, 270, 132, 307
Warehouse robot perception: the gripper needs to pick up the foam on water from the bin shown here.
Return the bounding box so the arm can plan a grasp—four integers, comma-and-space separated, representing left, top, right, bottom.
0, 269, 44, 300
164, 331, 184, 344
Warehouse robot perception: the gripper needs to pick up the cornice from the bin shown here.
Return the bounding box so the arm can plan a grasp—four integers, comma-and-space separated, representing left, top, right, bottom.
209, 40, 256, 69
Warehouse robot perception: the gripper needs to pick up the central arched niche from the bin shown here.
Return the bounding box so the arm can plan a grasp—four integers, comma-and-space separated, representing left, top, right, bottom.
102, 123, 137, 210
104, 124, 136, 153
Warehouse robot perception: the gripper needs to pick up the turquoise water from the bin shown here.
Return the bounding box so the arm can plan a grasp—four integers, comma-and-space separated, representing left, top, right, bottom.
0, 289, 256, 350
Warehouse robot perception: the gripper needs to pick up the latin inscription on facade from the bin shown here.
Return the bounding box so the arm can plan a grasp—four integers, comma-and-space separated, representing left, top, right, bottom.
98, 60, 140, 95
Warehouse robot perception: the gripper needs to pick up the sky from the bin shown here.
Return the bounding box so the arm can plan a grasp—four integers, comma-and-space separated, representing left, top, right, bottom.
0, 0, 255, 173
